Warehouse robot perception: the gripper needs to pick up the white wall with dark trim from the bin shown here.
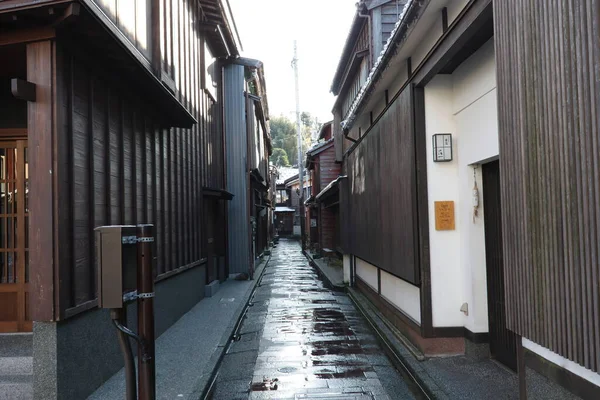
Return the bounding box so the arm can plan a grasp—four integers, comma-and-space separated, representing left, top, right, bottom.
424, 38, 498, 332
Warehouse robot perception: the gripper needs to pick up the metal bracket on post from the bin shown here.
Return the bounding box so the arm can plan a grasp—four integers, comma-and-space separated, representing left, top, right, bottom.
137, 224, 156, 400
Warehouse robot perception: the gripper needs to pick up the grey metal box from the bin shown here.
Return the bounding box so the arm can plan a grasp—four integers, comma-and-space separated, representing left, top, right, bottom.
95, 225, 138, 309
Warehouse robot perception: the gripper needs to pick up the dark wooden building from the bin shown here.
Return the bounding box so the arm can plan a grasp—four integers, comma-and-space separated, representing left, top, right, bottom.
305, 121, 342, 254
0, 0, 255, 398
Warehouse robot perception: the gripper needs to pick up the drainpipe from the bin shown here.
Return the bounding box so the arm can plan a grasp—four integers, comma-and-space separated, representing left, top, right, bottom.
356, 3, 371, 66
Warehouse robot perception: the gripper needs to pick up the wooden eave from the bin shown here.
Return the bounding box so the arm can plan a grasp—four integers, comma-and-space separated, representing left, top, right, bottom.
198, 0, 241, 58
1, 1, 197, 128
331, 13, 367, 95
202, 186, 234, 200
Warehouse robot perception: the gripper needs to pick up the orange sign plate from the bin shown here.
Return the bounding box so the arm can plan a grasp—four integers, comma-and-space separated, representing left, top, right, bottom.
435, 201, 455, 231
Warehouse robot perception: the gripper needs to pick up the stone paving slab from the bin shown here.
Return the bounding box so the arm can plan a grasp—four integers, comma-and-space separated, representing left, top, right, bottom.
212, 239, 421, 400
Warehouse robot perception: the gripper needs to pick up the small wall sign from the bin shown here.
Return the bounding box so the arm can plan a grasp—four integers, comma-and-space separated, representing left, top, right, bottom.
433, 133, 453, 162
435, 201, 455, 230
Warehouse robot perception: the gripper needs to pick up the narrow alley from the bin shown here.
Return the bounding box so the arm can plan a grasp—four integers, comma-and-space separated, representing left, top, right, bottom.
211, 239, 424, 400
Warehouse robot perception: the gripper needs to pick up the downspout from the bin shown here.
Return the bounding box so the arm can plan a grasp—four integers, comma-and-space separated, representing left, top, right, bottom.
343, 4, 369, 146
357, 3, 371, 67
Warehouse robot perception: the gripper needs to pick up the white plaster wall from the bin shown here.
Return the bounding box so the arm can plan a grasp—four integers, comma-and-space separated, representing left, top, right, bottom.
446, 0, 470, 26
380, 271, 421, 324
523, 338, 600, 386
355, 257, 378, 291
453, 39, 498, 333
424, 75, 463, 328
425, 38, 498, 332
411, 13, 443, 69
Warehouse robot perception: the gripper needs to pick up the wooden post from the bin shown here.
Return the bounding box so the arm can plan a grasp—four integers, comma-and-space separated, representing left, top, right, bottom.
28, 40, 55, 322
137, 224, 156, 400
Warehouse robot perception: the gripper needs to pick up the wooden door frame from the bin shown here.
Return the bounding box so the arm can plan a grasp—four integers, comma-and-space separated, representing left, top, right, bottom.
482, 159, 517, 371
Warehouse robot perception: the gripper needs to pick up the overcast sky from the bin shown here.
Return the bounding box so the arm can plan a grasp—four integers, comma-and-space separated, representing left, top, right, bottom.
228, 0, 357, 124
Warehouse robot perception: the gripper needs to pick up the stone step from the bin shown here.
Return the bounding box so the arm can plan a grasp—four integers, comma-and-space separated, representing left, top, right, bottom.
0, 334, 32, 358
0, 356, 33, 400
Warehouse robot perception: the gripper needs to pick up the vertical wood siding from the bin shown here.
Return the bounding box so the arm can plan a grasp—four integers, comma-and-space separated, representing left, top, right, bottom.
94, 0, 152, 59
51, 0, 225, 318
495, 0, 600, 372
344, 85, 420, 284
319, 147, 341, 188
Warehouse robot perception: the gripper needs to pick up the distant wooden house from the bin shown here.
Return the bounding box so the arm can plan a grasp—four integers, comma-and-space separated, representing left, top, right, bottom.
0, 0, 265, 398
305, 121, 341, 255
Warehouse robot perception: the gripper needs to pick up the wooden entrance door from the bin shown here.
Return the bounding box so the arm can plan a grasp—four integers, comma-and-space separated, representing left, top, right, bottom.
0, 140, 30, 332
483, 160, 516, 371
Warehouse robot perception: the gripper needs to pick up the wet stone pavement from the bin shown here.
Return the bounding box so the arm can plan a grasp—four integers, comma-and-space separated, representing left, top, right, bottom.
212, 239, 422, 400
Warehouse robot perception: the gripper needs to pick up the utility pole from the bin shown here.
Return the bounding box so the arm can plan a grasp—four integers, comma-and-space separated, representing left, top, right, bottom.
292, 40, 306, 250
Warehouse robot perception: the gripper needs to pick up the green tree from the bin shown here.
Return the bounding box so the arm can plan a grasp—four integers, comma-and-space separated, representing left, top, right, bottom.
270, 115, 315, 166
270, 148, 290, 167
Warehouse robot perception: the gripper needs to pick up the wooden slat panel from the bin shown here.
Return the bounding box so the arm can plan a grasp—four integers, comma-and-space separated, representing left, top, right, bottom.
344, 85, 419, 283
109, 89, 121, 225
71, 59, 92, 305
495, 0, 600, 372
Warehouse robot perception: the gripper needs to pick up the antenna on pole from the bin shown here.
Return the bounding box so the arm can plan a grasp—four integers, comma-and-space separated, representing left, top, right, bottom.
292, 40, 306, 250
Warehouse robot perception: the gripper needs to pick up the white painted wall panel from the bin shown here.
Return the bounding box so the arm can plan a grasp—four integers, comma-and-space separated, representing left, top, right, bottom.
452, 39, 496, 116
380, 270, 421, 324
355, 257, 378, 291
523, 338, 600, 386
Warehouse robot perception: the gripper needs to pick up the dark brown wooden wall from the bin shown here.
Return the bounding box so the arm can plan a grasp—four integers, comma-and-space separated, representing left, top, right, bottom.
319, 146, 341, 191
343, 85, 419, 284
495, 0, 600, 372
53, 30, 221, 318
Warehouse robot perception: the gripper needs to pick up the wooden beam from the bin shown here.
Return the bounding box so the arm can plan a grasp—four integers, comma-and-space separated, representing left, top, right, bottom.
0, 27, 55, 47
11, 78, 36, 102
442, 7, 449, 32
50, 3, 80, 27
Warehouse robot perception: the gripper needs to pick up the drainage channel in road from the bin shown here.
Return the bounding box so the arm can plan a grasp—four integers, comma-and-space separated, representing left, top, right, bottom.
210, 238, 425, 400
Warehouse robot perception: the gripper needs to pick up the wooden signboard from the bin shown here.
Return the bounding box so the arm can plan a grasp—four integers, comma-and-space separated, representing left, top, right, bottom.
435, 201, 455, 230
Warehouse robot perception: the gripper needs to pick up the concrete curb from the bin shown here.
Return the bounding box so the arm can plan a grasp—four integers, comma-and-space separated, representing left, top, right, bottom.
347, 287, 449, 400
303, 250, 346, 292
190, 253, 272, 400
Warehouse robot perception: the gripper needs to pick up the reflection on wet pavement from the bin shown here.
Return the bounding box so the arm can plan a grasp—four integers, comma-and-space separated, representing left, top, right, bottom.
212, 239, 419, 400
